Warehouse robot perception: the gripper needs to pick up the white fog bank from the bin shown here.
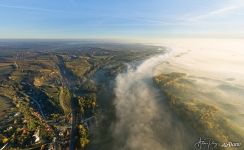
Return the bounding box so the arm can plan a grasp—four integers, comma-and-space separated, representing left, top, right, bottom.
113, 55, 195, 150
112, 38, 244, 150
154, 38, 244, 130
155, 38, 244, 85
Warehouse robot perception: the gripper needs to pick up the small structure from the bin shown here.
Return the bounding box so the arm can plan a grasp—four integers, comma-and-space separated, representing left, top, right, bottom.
13, 62, 18, 69
33, 128, 40, 143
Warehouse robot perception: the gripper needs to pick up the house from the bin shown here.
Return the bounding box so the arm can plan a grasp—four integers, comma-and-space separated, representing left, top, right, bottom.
33, 128, 40, 143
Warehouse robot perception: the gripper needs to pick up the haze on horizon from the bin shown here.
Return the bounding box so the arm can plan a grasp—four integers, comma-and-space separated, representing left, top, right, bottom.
0, 0, 244, 40
1, 0, 244, 149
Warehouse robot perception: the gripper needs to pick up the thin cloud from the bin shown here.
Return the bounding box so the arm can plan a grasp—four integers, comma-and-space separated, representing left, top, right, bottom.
192, 6, 242, 21
209, 6, 239, 15
182, 2, 244, 23
0, 3, 63, 13
110, 1, 244, 27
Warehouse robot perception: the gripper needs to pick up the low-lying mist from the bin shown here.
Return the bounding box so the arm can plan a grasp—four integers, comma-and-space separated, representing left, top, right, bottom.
154, 38, 244, 139
157, 38, 244, 84
112, 55, 195, 150
111, 38, 244, 149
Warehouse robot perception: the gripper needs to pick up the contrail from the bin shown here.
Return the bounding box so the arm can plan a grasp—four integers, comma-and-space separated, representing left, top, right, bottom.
112, 54, 193, 150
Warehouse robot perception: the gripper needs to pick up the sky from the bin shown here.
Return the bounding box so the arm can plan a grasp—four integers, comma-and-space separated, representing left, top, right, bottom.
0, 0, 244, 39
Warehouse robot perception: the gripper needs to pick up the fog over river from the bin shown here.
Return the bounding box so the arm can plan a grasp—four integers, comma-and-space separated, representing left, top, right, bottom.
89, 53, 196, 150
113, 54, 196, 150
89, 38, 244, 150
113, 38, 244, 149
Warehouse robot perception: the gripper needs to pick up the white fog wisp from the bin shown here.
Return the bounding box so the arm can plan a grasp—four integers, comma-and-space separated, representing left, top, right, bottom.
112, 54, 193, 150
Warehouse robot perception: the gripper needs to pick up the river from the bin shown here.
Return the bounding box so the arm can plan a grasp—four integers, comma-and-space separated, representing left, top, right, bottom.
87, 54, 197, 150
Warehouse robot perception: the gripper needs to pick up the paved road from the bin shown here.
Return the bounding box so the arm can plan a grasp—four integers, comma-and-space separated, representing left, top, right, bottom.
57, 55, 81, 150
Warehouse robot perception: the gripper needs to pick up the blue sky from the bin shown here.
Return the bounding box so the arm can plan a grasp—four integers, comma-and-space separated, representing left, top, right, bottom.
0, 0, 244, 39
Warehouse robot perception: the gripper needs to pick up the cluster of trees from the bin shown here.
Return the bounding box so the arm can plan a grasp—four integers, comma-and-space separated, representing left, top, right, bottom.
0, 109, 52, 149
78, 124, 89, 149
77, 94, 96, 117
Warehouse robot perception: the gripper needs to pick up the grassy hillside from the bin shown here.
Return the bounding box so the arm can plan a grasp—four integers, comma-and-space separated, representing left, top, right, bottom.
154, 72, 244, 146
59, 87, 71, 115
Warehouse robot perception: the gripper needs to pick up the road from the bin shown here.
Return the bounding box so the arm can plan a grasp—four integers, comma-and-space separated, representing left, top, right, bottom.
57, 55, 81, 150
18, 89, 46, 119
20, 55, 81, 150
